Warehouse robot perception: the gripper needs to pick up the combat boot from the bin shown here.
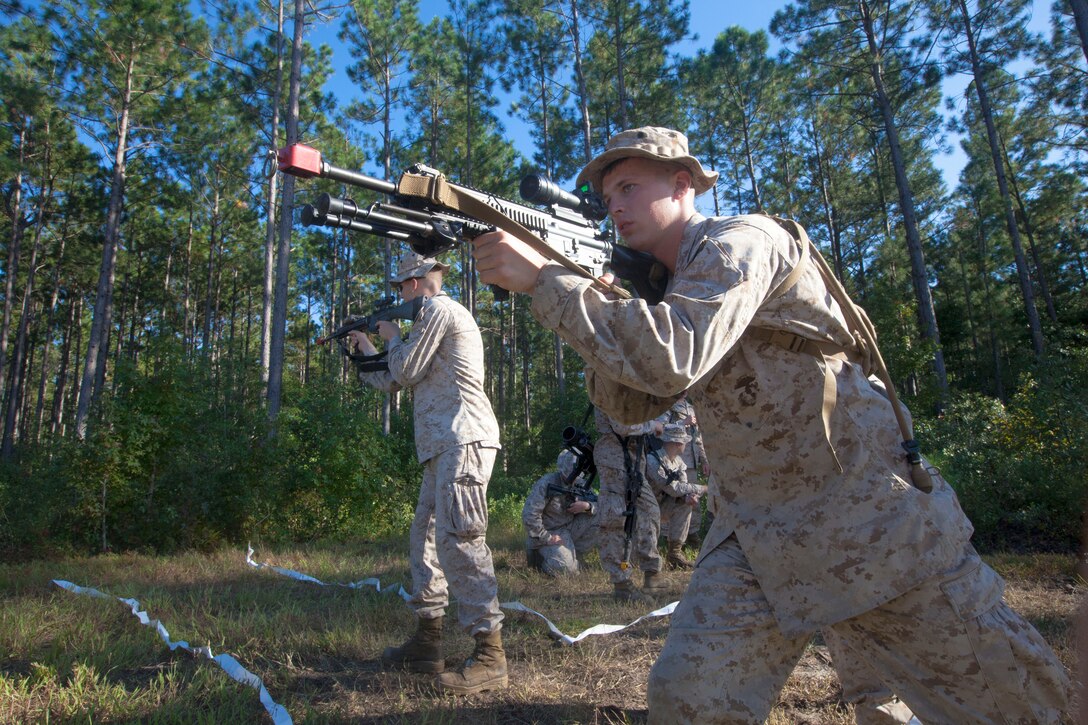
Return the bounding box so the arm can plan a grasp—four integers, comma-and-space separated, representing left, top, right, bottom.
381, 615, 445, 673
613, 579, 651, 603
436, 630, 508, 695
643, 569, 668, 593
666, 540, 694, 570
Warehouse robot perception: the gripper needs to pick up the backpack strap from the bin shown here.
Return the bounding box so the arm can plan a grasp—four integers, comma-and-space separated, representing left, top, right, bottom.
749, 215, 934, 492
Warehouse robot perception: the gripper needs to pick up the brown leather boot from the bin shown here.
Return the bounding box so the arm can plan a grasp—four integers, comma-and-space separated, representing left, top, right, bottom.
436, 629, 508, 695
613, 579, 651, 603
643, 569, 668, 593
381, 615, 444, 673
666, 540, 694, 570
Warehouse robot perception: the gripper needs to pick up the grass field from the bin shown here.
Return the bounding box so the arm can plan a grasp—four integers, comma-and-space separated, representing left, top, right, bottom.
0, 525, 1082, 724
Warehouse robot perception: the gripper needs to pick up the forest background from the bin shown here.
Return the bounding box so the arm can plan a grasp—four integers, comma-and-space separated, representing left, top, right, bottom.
0, 0, 1086, 561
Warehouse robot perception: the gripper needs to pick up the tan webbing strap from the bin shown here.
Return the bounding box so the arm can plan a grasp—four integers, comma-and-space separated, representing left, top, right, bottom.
766, 217, 810, 303
397, 172, 632, 300
746, 327, 846, 473
755, 215, 934, 492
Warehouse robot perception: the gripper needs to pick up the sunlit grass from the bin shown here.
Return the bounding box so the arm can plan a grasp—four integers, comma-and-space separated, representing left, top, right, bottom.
0, 538, 1080, 723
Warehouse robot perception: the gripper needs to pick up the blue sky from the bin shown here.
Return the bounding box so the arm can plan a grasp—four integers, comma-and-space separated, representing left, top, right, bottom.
306, 0, 1054, 192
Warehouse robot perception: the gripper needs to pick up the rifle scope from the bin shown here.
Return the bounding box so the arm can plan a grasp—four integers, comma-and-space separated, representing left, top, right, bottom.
520, 175, 608, 222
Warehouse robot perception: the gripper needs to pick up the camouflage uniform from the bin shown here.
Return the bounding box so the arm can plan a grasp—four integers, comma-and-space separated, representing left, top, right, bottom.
360, 291, 503, 636
593, 408, 662, 584
522, 454, 599, 576
528, 213, 1070, 722
652, 399, 708, 544
822, 629, 917, 725
644, 440, 706, 544
654, 397, 708, 478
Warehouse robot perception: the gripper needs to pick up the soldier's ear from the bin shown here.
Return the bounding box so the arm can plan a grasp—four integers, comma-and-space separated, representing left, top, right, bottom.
672, 170, 693, 199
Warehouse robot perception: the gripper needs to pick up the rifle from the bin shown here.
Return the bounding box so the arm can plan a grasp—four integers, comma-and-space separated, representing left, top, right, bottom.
618, 434, 648, 572
324, 295, 424, 372
276, 144, 669, 303
316, 295, 423, 345
546, 426, 599, 504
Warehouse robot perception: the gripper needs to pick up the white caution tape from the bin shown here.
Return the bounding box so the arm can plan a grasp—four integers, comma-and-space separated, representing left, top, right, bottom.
500, 599, 679, 645
246, 546, 679, 645
52, 579, 292, 725
245, 545, 411, 601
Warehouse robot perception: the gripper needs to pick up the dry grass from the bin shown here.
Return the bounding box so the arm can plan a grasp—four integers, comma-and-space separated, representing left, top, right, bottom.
0, 536, 1081, 724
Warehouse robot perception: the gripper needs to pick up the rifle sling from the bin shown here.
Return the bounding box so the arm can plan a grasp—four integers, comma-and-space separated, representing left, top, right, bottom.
749, 215, 933, 492
615, 431, 648, 571
397, 172, 633, 300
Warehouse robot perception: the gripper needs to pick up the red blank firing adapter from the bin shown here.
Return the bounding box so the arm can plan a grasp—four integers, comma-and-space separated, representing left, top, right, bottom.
277, 144, 323, 178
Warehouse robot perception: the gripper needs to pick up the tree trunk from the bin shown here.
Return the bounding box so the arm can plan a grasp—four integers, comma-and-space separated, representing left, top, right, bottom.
202, 186, 220, 355
267, 0, 306, 426
859, 0, 948, 399
51, 297, 79, 438
956, 0, 1045, 359
1001, 137, 1057, 322
34, 232, 66, 443
741, 117, 763, 212
569, 0, 593, 162
1, 124, 27, 401
261, 0, 285, 388
1070, 0, 1088, 64
973, 196, 1004, 400
612, 1, 629, 129
810, 116, 843, 281
3, 169, 49, 457
183, 207, 194, 356
75, 52, 135, 438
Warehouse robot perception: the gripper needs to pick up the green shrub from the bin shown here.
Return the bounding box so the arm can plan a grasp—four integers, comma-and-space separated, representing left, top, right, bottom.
266, 377, 420, 543
917, 349, 1088, 552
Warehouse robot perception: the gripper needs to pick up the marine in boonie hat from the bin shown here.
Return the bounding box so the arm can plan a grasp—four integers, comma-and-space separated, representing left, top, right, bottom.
390, 251, 451, 284
575, 126, 719, 196
660, 423, 691, 445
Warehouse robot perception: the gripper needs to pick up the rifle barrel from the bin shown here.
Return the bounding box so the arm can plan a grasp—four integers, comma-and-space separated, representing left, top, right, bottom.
321, 161, 397, 195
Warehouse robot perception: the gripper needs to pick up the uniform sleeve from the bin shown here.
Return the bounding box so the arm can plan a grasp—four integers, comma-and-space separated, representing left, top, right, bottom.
521, 476, 552, 542
385, 298, 451, 387
692, 425, 708, 468
357, 365, 401, 393
644, 452, 669, 494
530, 218, 783, 422
670, 476, 707, 499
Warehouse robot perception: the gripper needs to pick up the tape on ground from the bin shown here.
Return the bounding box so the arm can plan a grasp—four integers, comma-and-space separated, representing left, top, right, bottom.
245, 546, 679, 645
52, 579, 292, 725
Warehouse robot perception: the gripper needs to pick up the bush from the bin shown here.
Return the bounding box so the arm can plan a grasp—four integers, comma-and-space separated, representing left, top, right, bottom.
0, 361, 424, 559
0, 359, 277, 556
917, 349, 1088, 552
265, 377, 420, 543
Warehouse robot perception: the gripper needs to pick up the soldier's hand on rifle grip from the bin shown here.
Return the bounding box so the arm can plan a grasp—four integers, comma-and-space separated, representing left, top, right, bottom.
566, 501, 591, 514
470, 230, 548, 294
347, 330, 377, 356
375, 320, 400, 342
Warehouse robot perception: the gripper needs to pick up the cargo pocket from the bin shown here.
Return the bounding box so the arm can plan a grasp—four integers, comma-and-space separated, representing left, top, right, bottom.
449, 480, 488, 537
447, 459, 489, 538
939, 554, 1003, 621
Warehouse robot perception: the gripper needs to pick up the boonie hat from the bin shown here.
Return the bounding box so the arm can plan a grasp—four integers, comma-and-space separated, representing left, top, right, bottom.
391, 251, 451, 284
575, 126, 719, 196
660, 423, 691, 445
557, 449, 577, 481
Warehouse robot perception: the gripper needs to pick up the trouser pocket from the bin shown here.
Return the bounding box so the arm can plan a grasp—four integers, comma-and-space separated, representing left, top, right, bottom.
446, 444, 491, 537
